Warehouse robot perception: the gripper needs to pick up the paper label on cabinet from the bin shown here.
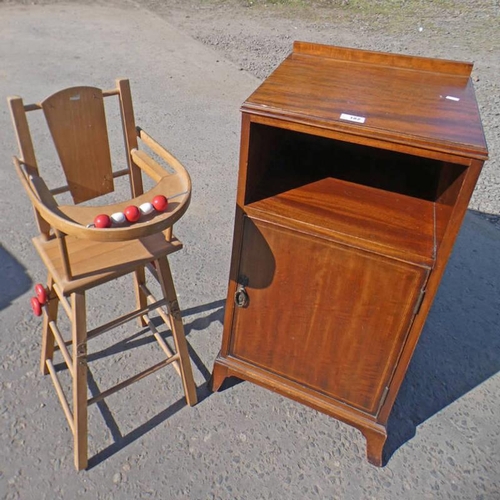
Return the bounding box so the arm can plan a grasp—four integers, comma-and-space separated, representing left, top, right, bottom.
340, 113, 366, 124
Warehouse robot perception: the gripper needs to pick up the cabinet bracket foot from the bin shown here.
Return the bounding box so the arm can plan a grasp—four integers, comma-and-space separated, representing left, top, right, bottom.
361, 426, 388, 467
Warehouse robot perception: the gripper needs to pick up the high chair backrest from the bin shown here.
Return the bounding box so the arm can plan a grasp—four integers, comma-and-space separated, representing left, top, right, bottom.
42, 86, 114, 204
9, 80, 143, 212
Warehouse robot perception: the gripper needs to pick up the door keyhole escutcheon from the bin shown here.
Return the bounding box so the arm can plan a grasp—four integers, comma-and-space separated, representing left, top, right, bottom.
235, 275, 250, 308
235, 285, 249, 308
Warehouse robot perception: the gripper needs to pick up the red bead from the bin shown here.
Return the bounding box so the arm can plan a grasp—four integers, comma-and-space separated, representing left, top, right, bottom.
34, 283, 48, 305
31, 297, 42, 317
152, 195, 168, 212
124, 205, 140, 222
94, 214, 111, 228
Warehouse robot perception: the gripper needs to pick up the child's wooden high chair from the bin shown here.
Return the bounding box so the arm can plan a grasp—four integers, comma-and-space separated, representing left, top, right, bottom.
8, 79, 197, 470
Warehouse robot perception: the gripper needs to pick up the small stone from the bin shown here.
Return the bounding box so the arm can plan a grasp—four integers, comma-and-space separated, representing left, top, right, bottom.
113, 472, 122, 484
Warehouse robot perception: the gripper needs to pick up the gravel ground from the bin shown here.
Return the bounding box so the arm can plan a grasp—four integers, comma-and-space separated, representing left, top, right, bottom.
0, 1, 499, 499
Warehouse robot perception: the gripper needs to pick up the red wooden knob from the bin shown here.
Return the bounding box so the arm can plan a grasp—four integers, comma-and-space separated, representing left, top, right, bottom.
94, 214, 111, 229
34, 283, 48, 305
124, 205, 140, 222
152, 195, 168, 212
31, 297, 42, 317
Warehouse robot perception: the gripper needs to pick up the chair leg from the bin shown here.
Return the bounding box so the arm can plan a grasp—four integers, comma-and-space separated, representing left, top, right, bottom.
40, 275, 58, 375
71, 291, 88, 470
155, 257, 198, 407
133, 267, 148, 327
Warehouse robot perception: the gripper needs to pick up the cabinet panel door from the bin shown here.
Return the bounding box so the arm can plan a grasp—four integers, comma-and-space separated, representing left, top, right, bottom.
230, 217, 429, 415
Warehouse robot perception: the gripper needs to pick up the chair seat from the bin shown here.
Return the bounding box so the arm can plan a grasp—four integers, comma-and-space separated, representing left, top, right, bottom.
33, 231, 182, 295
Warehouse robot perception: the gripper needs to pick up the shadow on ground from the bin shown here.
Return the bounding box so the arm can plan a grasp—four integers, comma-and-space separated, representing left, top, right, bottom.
83, 298, 225, 468
0, 245, 32, 311
385, 211, 500, 461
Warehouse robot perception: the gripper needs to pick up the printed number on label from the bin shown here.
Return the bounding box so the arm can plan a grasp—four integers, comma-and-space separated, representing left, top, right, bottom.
340, 113, 366, 124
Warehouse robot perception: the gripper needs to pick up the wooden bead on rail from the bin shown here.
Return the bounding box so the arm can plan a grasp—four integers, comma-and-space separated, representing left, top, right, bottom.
91, 195, 170, 229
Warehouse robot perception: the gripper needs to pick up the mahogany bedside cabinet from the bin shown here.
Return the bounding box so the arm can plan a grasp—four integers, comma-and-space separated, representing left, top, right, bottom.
211, 42, 488, 466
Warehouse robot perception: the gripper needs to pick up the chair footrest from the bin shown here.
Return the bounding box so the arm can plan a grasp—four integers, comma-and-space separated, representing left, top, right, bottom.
87, 354, 180, 406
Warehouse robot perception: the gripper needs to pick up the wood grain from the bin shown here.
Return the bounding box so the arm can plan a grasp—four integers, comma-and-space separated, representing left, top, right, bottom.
247, 177, 435, 266
231, 218, 428, 415
244, 45, 487, 159
32, 232, 183, 294
42, 87, 114, 203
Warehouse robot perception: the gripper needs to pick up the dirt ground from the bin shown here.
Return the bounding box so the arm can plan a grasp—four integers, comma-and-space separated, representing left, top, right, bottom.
1, 2, 499, 498
2, 0, 499, 215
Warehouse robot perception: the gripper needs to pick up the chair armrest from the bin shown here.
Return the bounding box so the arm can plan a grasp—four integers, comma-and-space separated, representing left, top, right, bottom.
131, 149, 169, 183
14, 156, 67, 225
14, 157, 104, 240
136, 127, 189, 178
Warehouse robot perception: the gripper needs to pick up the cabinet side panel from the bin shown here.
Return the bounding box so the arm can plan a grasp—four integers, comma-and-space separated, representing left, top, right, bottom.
230, 218, 428, 415
434, 162, 468, 253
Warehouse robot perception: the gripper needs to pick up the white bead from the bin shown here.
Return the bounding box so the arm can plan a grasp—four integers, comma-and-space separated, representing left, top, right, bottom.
139, 202, 154, 215
110, 212, 126, 224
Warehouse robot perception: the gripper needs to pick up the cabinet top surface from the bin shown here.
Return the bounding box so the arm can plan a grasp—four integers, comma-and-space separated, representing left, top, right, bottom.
243, 42, 488, 159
